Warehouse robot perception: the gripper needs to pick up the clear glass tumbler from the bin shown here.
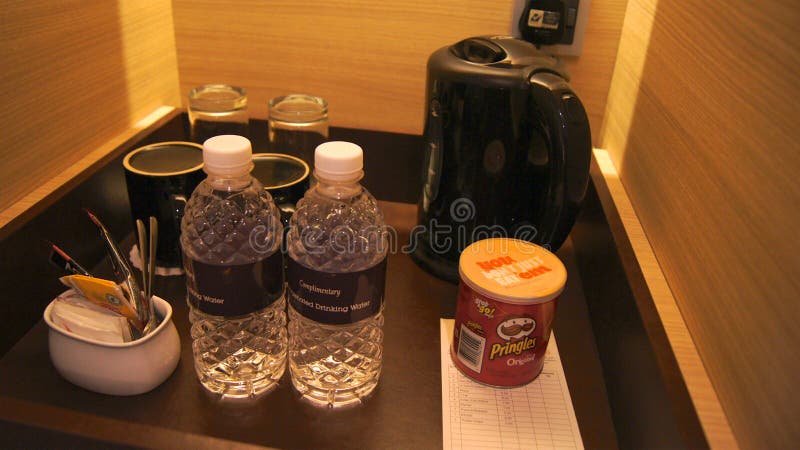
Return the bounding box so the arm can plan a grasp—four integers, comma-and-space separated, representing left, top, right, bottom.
268, 94, 329, 170
188, 84, 249, 144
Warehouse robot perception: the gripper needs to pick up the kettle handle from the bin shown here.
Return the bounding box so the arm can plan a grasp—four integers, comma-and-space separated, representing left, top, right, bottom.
528, 72, 592, 250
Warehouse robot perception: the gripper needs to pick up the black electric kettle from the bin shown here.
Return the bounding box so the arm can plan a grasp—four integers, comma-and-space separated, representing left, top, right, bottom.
411, 36, 592, 282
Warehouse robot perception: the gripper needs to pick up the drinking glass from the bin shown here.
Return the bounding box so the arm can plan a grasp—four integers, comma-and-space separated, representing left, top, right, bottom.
188, 84, 249, 144
268, 94, 328, 169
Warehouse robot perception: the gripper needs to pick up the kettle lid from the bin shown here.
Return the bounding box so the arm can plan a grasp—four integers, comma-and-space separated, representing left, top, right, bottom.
430, 36, 568, 86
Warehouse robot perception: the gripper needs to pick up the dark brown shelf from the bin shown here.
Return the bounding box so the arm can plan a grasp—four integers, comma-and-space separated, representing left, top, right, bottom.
0, 202, 617, 449
0, 113, 697, 449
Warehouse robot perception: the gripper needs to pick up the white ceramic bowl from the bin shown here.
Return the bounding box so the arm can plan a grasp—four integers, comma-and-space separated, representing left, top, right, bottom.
44, 293, 181, 396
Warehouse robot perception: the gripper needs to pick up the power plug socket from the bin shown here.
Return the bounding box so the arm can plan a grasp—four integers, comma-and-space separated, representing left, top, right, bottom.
510, 0, 591, 56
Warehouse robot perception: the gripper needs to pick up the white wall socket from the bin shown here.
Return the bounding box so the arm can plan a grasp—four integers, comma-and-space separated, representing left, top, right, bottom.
510, 0, 591, 57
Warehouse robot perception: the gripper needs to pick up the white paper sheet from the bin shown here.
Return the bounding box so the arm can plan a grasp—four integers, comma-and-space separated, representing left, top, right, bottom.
441, 319, 584, 450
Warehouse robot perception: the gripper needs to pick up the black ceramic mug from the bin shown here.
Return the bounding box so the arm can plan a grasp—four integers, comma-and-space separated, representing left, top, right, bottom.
123, 142, 206, 268
251, 153, 310, 227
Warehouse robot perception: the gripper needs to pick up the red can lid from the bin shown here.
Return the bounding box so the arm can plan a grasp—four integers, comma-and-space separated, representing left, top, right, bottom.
459, 238, 567, 304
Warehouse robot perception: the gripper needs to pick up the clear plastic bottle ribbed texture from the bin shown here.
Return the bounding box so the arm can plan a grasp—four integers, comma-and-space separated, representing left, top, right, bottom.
286, 141, 387, 407
181, 135, 286, 399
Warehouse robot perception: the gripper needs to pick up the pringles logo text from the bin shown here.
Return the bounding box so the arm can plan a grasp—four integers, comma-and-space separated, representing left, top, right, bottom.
489, 337, 536, 360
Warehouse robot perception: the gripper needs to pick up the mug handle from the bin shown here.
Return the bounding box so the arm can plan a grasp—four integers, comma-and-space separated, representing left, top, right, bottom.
171, 194, 188, 230
277, 202, 295, 228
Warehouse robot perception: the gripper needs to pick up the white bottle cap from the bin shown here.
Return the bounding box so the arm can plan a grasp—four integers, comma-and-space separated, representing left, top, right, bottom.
202, 135, 253, 176
314, 141, 363, 181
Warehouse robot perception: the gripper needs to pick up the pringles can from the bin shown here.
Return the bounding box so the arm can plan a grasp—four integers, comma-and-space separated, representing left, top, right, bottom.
451, 238, 567, 387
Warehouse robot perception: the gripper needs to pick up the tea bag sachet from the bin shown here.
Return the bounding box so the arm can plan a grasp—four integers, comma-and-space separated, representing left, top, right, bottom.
59, 275, 144, 332
50, 290, 133, 343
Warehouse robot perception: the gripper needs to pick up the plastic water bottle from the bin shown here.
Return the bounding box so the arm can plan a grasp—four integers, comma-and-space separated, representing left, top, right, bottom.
286, 141, 388, 407
181, 135, 286, 398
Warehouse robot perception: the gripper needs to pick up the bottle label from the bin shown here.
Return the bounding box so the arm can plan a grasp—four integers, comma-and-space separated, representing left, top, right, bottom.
185, 251, 284, 316
287, 256, 387, 325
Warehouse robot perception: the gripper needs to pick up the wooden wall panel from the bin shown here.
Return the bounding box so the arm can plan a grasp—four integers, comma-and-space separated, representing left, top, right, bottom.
172, 0, 626, 139
0, 0, 628, 224
0, 1, 180, 218
601, 0, 800, 447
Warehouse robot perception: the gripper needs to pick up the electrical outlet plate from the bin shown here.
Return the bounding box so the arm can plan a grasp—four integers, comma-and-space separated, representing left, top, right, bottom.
510, 0, 591, 57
